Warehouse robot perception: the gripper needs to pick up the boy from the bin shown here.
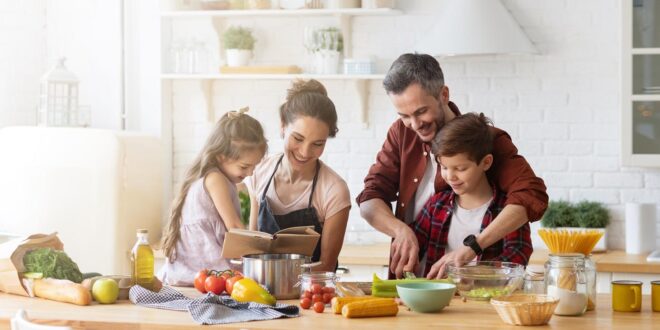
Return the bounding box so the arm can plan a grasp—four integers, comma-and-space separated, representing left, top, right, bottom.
411, 113, 533, 279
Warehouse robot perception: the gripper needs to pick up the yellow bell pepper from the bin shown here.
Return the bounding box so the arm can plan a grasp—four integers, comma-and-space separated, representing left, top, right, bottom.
230, 278, 277, 306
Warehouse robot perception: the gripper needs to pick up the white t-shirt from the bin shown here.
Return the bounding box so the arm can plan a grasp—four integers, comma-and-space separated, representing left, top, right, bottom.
406, 153, 437, 224
246, 153, 351, 225
446, 198, 492, 253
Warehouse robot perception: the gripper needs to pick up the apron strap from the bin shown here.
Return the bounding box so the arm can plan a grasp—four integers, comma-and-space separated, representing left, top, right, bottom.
261, 154, 284, 200
307, 160, 321, 208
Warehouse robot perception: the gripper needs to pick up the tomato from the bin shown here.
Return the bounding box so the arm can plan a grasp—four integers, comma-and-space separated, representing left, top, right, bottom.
321, 286, 335, 294
322, 293, 334, 304
310, 283, 322, 294
194, 269, 209, 293
311, 294, 323, 303
313, 301, 325, 313
300, 297, 312, 309
225, 275, 243, 295
204, 275, 226, 295
301, 290, 313, 299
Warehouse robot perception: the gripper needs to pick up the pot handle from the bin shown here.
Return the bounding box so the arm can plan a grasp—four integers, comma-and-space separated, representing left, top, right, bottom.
230, 258, 243, 265
300, 261, 322, 268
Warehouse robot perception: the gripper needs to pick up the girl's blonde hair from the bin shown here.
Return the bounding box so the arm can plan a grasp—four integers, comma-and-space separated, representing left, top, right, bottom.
161, 108, 267, 261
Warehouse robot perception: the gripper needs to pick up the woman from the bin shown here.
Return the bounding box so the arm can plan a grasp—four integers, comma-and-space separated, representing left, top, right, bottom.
247, 79, 351, 271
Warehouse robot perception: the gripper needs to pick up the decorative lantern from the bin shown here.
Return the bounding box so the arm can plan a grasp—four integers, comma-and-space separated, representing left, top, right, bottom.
37, 58, 88, 127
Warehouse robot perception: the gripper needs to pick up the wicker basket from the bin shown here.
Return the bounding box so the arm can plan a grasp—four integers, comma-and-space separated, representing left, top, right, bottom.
490, 294, 559, 326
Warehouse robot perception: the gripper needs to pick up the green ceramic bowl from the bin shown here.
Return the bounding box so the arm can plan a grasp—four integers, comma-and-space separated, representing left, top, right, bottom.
396, 282, 456, 313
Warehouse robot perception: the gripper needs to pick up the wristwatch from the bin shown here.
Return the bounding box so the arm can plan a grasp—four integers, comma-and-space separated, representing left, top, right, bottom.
463, 234, 483, 255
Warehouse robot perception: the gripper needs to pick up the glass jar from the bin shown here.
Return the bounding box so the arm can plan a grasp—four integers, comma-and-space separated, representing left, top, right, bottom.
585, 254, 597, 311
299, 271, 338, 305
523, 265, 545, 294
545, 253, 588, 316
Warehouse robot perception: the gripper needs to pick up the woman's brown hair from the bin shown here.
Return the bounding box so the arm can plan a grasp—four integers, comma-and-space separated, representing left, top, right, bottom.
279, 79, 338, 137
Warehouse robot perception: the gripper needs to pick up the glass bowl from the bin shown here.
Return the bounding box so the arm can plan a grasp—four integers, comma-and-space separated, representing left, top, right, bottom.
447, 261, 524, 301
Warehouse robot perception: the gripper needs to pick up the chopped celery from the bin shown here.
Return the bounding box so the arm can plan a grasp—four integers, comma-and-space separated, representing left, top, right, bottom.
371, 274, 453, 298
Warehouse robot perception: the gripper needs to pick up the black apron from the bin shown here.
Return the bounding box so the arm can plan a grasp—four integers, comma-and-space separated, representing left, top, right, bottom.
257, 155, 326, 264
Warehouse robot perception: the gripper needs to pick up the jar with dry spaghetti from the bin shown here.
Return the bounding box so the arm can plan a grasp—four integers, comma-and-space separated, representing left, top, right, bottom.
544, 253, 587, 316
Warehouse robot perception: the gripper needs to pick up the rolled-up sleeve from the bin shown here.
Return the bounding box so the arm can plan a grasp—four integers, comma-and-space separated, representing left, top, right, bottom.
356, 123, 402, 205
489, 129, 549, 221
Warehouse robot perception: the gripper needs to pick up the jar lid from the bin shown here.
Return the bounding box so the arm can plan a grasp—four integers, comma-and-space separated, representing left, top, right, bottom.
525, 265, 544, 280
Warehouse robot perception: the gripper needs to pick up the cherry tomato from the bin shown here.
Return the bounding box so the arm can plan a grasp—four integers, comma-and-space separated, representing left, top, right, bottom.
321, 286, 335, 294
311, 294, 323, 303
313, 301, 325, 313
322, 293, 334, 304
300, 297, 312, 309
204, 274, 226, 295
311, 283, 323, 295
225, 275, 243, 295
301, 290, 313, 299
194, 269, 209, 293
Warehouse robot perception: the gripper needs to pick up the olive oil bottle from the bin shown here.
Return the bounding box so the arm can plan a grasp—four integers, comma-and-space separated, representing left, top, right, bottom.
131, 229, 154, 290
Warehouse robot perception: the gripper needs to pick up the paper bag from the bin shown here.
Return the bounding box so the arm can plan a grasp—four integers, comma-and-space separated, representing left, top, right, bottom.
221, 226, 320, 258
0, 232, 63, 296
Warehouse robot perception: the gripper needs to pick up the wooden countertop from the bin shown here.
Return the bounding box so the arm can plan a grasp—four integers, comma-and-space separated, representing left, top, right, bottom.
338, 244, 660, 274
0, 288, 657, 329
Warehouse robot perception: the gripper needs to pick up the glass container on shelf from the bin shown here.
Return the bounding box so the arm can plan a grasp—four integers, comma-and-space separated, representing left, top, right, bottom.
545, 253, 587, 316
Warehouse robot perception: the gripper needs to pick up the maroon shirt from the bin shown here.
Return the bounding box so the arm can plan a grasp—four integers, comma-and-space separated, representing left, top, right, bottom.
410, 187, 533, 277
356, 102, 548, 222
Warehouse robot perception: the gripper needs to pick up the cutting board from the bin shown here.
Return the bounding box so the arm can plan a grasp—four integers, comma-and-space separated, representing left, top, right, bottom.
220, 65, 303, 74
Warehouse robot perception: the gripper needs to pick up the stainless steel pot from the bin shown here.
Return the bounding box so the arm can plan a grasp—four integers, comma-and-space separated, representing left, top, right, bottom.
231, 253, 320, 299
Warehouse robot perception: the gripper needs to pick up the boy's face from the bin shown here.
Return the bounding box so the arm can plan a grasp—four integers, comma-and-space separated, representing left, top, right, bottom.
438, 153, 493, 196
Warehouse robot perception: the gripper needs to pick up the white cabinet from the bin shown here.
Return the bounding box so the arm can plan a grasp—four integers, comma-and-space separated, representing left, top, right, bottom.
622, 0, 660, 166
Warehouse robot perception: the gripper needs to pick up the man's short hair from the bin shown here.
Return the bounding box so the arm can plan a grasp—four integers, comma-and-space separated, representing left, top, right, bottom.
383, 53, 445, 98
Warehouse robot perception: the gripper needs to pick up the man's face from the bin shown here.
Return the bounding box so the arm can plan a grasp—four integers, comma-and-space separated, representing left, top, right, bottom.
389, 83, 446, 142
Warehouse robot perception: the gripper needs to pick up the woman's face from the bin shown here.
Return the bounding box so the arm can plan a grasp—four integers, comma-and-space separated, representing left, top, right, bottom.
282, 116, 330, 171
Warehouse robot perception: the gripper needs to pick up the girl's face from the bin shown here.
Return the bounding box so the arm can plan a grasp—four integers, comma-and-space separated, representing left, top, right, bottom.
282, 116, 330, 172
217, 148, 264, 184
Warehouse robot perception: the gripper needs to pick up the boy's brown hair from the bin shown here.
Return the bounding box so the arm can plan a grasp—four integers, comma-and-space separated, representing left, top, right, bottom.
432, 112, 494, 163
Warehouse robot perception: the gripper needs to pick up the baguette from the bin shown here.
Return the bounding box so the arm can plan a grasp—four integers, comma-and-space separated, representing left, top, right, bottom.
34, 278, 92, 306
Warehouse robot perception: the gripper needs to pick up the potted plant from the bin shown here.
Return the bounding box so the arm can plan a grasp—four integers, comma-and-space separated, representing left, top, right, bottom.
222, 26, 256, 67
539, 200, 610, 252
303, 26, 343, 74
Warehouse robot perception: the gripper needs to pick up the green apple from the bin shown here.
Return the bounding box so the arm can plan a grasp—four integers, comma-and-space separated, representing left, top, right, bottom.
92, 278, 119, 304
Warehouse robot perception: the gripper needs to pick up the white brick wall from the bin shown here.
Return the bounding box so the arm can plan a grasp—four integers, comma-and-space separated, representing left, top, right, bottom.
4, 1, 660, 250
163, 0, 660, 249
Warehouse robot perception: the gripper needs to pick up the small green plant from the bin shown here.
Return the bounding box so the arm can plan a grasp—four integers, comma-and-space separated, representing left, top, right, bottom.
306, 27, 343, 52
574, 201, 610, 228
222, 26, 256, 50
238, 190, 250, 226
541, 200, 578, 228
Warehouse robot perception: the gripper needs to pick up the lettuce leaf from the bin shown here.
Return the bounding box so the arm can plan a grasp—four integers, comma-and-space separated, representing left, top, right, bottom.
23, 248, 83, 283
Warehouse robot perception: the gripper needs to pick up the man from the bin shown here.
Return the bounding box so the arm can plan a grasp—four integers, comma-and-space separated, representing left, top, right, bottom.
356, 53, 548, 278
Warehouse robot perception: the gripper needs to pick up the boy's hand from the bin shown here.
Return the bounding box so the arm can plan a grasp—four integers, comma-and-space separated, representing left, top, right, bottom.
426, 246, 476, 279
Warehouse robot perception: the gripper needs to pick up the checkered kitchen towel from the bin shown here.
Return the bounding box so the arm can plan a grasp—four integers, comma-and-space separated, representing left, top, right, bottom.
129, 285, 299, 325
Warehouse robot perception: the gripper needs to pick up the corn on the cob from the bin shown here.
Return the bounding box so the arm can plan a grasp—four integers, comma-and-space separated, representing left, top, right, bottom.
331, 296, 390, 314
341, 298, 399, 318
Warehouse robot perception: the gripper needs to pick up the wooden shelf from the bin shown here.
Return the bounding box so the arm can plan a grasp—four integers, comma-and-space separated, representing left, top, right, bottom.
161, 73, 385, 80
161, 8, 401, 18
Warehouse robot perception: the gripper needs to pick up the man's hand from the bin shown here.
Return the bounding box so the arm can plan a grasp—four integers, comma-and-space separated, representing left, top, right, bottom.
390, 225, 419, 279
426, 246, 476, 279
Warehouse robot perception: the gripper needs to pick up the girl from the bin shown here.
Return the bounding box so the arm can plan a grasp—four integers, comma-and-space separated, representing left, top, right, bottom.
246, 79, 351, 271
159, 108, 267, 286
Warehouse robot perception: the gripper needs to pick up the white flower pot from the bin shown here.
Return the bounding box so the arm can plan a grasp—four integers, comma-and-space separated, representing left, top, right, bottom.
225, 49, 252, 67
312, 50, 341, 74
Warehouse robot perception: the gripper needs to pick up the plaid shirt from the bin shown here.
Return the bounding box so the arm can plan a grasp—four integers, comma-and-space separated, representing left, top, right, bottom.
410, 186, 532, 277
